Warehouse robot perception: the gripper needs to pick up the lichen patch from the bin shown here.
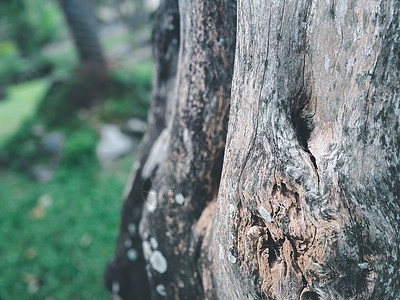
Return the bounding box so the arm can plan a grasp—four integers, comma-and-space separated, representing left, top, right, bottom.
258, 206, 273, 223
175, 193, 185, 205
150, 250, 168, 274
156, 284, 167, 296
146, 189, 158, 212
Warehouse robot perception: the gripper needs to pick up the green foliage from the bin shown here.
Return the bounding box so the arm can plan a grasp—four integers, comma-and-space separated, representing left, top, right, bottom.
0, 41, 29, 83
0, 0, 64, 55
0, 0, 66, 85
0, 79, 49, 147
99, 59, 153, 123
0, 154, 134, 299
62, 128, 98, 165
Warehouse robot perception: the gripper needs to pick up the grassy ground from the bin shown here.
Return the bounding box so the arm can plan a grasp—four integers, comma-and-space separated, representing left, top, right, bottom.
0, 154, 134, 300
0, 80, 49, 146
0, 60, 152, 299
0, 3, 153, 298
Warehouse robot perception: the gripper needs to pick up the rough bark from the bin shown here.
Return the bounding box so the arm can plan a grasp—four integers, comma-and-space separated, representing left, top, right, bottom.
108, 0, 400, 299
211, 1, 400, 299
106, 0, 236, 297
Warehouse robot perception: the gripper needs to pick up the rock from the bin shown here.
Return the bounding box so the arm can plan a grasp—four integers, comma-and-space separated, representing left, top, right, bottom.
31, 124, 44, 137
40, 132, 64, 156
96, 6, 119, 23
123, 118, 148, 136
96, 124, 134, 166
144, 0, 160, 13
31, 165, 54, 183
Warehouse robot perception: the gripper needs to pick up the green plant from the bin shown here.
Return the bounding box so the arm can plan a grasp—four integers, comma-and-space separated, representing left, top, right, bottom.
62, 128, 98, 165
0, 41, 29, 83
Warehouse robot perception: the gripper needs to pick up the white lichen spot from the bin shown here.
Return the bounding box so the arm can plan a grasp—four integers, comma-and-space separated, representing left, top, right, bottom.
388, 265, 394, 275
142, 240, 152, 260
228, 252, 237, 264
150, 250, 168, 274
124, 238, 132, 248
178, 281, 185, 288
175, 193, 185, 205
258, 206, 273, 223
127, 248, 139, 261
229, 204, 236, 218
127, 223, 137, 236
156, 284, 167, 296
145, 264, 152, 278
146, 189, 157, 212
150, 237, 158, 249
165, 231, 172, 238
218, 244, 224, 260
112, 281, 120, 293
189, 247, 195, 253
358, 262, 369, 270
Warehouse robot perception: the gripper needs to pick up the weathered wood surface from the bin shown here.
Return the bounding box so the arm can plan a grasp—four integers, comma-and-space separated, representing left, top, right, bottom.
137, 0, 236, 298
107, 0, 400, 299
211, 0, 399, 299
106, 0, 236, 298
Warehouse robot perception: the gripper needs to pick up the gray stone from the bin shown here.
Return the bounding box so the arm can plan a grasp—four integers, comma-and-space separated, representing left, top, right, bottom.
96, 124, 134, 166
31, 124, 44, 137
31, 165, 54, 183
40, 132, 64, 156
123, 118, 148, 136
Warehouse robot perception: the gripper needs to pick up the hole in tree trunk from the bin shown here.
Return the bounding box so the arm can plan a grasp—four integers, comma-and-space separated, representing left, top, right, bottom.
301, 291, 320, 300
289, 88, 319, 174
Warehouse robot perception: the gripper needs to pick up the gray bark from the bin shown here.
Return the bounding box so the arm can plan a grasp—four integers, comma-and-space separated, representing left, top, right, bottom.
107, 0, 400, 299
212, 1, 400, 299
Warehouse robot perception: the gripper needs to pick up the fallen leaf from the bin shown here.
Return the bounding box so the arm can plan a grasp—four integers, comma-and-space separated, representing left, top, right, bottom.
24, 248, 38, 260
31, 206, 46, 219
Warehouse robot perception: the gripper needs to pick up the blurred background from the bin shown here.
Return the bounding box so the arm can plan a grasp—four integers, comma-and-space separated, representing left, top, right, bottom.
0, 0, 158, 298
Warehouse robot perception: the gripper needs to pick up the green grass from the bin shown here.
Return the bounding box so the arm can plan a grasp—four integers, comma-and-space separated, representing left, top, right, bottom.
102, 31, 134, 50
0, 55, 152, 299
0, 80, 50, 146
0, 154, 134, 300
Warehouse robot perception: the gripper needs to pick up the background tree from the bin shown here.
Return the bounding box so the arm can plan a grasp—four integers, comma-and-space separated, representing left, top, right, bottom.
107, 0, 400, 299
35, 0, 109, 125
59, 0, 106, 77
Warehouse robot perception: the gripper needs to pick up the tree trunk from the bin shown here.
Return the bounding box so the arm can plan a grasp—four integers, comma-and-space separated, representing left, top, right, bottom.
59, 0, 106, 76
107, 0, 400, 299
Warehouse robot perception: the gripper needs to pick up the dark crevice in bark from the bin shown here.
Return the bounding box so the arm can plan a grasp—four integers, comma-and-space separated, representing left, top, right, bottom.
301, 290, 321, 300
289, 88, 319, 181
194, 234, 204, 293
261, 230, 282, 268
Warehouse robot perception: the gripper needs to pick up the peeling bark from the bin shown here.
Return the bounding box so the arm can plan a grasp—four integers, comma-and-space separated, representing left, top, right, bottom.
107, 0, 400, 299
